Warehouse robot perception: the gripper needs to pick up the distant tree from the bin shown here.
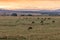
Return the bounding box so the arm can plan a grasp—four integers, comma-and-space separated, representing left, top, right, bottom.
27, 14, 32, 16
11, 13, 17, 16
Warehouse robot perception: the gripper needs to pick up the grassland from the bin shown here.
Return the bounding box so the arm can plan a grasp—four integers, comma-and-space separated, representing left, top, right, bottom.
0, 16, 60, 40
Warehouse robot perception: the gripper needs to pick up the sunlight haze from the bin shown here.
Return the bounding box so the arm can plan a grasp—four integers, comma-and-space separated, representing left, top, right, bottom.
0, 0, 60, 10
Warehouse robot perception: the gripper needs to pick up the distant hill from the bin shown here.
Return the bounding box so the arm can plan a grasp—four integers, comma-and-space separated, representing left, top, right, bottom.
0, 9, 60, 16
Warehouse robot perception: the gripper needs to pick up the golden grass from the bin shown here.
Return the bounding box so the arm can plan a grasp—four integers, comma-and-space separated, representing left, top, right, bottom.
0, 16, 59, 40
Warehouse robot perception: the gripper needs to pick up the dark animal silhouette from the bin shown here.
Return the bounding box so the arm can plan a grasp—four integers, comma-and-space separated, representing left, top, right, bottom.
28, 27, 32, 30
48, 18, 51, 20
40, 20, 44, 25
32, 21, 35, 23
52, 20, 55, 23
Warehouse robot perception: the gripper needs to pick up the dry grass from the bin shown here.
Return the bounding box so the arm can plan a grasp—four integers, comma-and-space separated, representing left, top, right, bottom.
0, 16, 59, 40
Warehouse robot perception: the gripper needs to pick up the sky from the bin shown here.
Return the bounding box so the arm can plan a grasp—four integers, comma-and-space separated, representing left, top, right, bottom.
0, 0, 60, 10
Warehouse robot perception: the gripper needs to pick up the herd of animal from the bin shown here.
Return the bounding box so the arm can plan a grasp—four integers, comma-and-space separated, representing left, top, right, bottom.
27, 17, 55, 30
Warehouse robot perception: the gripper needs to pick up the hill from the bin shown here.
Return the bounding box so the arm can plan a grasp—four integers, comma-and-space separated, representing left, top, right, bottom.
0, 9, 60, 16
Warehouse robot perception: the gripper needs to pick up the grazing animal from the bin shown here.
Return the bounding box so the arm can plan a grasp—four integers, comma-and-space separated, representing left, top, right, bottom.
32, 21, 35, 24
40, 21, 44, 23
48, 18, 51, 20
28, 27, 32, 30
41, 18, 45, 21
52, 20, 55, 23
40, 21, 44, 25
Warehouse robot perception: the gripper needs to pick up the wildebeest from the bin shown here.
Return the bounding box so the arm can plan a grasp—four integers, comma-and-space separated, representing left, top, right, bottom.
52, 20, 55, 23
32, 21, 35, 24
41, 18, 46, 21
48, 18, 51, 20
40, 20, 44, 25
28, 27, 32, 30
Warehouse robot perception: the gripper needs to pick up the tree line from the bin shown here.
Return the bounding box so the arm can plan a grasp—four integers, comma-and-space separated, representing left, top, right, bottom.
1, 13, 33, 16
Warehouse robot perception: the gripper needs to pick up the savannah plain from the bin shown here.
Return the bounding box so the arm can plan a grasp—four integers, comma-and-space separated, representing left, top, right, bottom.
0, 16, 60, 40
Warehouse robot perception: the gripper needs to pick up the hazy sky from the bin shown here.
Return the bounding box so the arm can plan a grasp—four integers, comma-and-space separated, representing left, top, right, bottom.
0, 0, 60, 10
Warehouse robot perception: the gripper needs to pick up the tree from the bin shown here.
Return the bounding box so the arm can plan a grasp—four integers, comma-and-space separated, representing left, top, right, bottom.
27, 14, 32, 16
11, 13, 17, 16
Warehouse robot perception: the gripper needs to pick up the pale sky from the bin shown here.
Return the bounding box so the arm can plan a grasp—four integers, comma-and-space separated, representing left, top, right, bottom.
0, 0, 60, 10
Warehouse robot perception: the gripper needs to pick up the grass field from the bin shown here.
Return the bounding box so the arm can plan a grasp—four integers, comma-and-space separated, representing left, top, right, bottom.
0, 16, 60, 40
